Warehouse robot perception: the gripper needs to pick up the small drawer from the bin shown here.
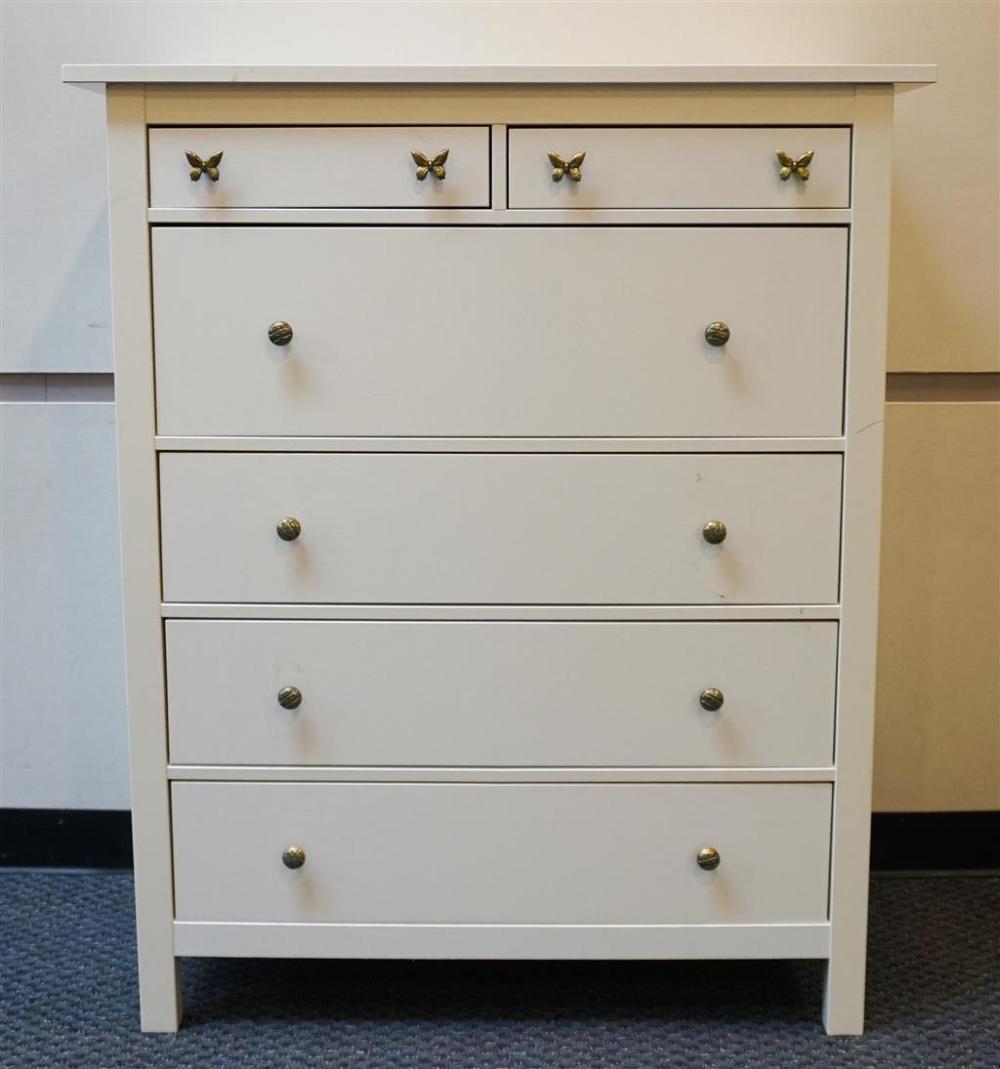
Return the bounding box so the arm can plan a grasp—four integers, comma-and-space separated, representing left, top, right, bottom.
152, 226, 847, 438
158, 452, 843, 605
148, 126, 491, 208
508, 127, 850, 208
166, 620, 837, 767
172, 782, 832, 924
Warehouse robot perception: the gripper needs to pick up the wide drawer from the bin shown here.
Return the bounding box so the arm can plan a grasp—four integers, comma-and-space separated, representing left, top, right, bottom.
151, 227, 847, 438
148, 126, 491, 208
508, 127, 851, 208
158, 453, 843, 604
172, 782, 833, 924
166, 620, 837, 767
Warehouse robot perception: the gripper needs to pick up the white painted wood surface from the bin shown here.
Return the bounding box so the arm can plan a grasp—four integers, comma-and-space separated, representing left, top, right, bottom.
156, 436, 847, 453
823, 86, 894, 1036
165, 620, 837, 767
80, 66, 917, 1034
62, 64, 937, 84
148, 207, 853, 225
171, 782, 832, 924
158, 453, 843, 605
140, 84, 862, 129
152, 227, 847, 438
174, 920, 832, 960
104, 86, 181, 1032
508, 127, 851, 208
160, 603, 842, 622
168, 765, 836, 784
149, 127, 490, 208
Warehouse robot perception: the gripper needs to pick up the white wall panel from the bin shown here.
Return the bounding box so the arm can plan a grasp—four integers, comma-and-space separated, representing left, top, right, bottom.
0, 403, 129, 808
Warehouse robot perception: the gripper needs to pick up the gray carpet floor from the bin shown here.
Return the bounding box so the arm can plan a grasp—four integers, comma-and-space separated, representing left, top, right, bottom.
0, 872, 997, 1068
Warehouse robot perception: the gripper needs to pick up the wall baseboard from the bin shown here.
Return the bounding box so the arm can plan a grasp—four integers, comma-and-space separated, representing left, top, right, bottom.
0, 809, 133, 869
1, 807, 998, 872
869, 811, 1000, 871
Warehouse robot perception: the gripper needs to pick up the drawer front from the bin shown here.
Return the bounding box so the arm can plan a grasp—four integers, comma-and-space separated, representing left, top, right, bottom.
167, 621, 837, 767
172, 782, 832, 923
149, 127, 491, 208
508, 127, 851, 208
152, 227, 847, 438
159, 453, 842, 604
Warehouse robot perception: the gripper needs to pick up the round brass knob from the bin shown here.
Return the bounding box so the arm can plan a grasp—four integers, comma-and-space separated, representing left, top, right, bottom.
697, 846, 721, 871
278, 686, 302, 710
699, 687, 725, 712
268, 321, 294, 346
705, 322, 731, 347
282, 845, 306, 870
276, 516, 302, 542
702, 520, 727, 545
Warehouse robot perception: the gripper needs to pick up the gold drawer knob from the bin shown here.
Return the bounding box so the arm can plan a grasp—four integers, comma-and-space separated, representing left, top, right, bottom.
776, 148, 814, 182
268, 321, 294, 346
282, 845, 306, 870
278, 686, 302, 710
697, 846, 721, 871
548, 150, 585, 182
705, 322, 731, 347
702, 520, 728, 545
699, 687, 725, 712
276, 516, 302, 542
185, 149, 223, 182
412, 149, 448, 181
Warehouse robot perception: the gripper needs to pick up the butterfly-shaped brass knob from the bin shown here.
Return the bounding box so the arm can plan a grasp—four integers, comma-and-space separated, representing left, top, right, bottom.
548, 151, 586, 182
776, 149, 814, 182
185, 150, 223, 182
412, 149, 449, 181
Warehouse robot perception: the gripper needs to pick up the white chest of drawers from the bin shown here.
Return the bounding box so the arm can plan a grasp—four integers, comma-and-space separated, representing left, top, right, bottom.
65, 62, 933, 1035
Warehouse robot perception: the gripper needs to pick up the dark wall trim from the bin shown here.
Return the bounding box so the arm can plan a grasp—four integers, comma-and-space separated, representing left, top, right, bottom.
0, 809, 133, 869
1, 808, 998, 872
885, 371, 1000, 402
870, 812, 1000, 872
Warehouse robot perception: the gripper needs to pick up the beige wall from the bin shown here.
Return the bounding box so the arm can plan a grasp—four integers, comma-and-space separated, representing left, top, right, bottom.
883, 2, 998, 374
875, 404, 1000, 811
864, 2, 1000, 811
